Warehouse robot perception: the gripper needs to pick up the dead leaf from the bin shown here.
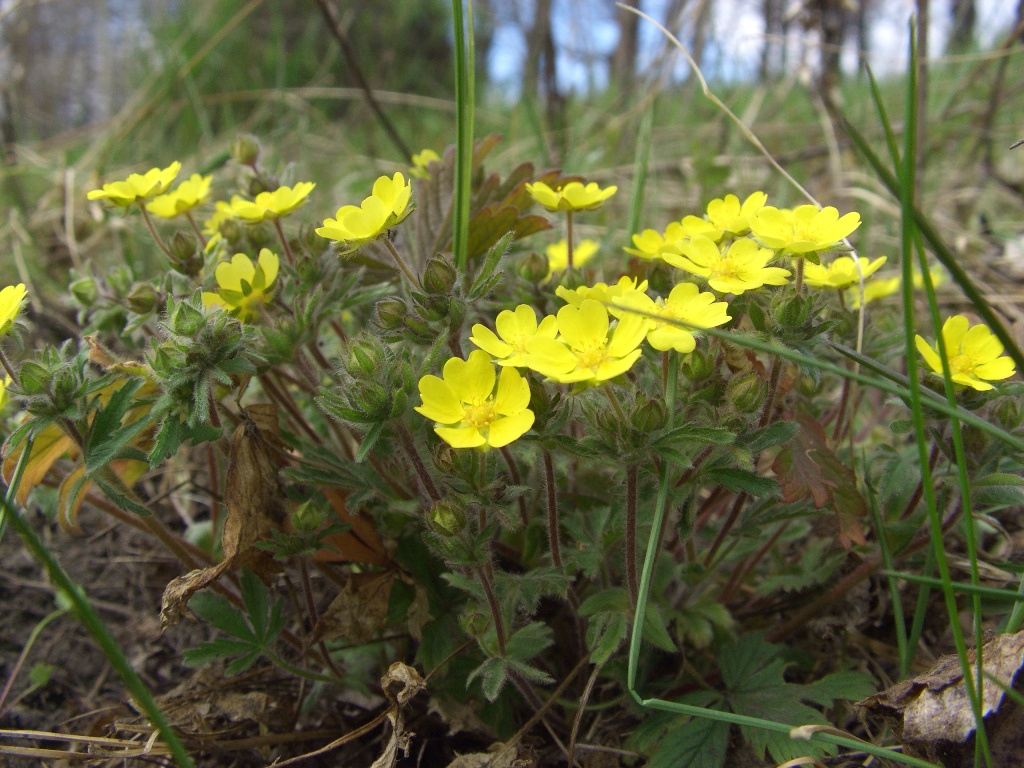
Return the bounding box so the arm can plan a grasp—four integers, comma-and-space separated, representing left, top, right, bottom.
160, 560, 233, 629
312, 571, 395, 645
446, 742, 533, 768
214, 691, 272, 722
369, 663, 426, 768
3, 423, 77, 505
221, 405, 286, 578
772, 412, 866, 548
859, 631, 1024, 766
314, 487, 390, 566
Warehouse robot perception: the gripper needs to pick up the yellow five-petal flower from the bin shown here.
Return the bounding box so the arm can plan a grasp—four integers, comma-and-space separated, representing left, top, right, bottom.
526, 180, 617, 212
87, 161, 182, 207
750, 204, 861, 254
0, 283, 27, 336
232, 182, 315, 223
914, 315, 1016, 392
470, 304, 558, 367
524, 299, 647, 384
147, 173, 213, 218
545, 238, 599, 279
662, 235, 790, 294
410, 149, 440, 179
803, 255, 887, 289
202, 248, 280, 322
415, 350, 534, 449
316, 173, 413, 254
616, 282, 731, 353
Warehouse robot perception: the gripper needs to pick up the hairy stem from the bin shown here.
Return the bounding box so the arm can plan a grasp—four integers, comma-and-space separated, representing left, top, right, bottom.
543, 449, 563, 568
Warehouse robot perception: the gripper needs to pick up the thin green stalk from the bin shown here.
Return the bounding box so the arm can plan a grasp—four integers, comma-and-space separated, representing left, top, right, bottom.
0, 433, 33, 545
565, 210, 575, 270
626, 103, 655, 239
0, 607, 68, 715
451, 0, 474, 270
137, 203, 174, 259
543, 449, 562, 568
897, 25, 990, 765
906, 546, 936, 672
2, 498, 196, 768
868, 483, 909, 677
887, 571, 1024, 603
273, 219, 295, 266
625, 464, 639, 612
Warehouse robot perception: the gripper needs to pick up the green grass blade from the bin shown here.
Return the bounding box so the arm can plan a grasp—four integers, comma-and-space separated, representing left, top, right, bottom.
867, 480, 909, 676
897, 23, 991, 766
1, 498, 196, 768
886, 571, 1024, 602
451, 0, 474, 270
626, 102, 655, 239
0, 433, 33, 545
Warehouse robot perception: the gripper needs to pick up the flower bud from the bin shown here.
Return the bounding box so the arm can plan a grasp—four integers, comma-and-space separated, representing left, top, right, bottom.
69, 277, 98, 306
292, 499, 328, 533
518, 251, 549, 282
461, 611, 489, 638
632, 396, 667, 433
126, 283, 157, 314
354, 381, 389, 418
423, 255, 458, 295
427, 500, 466, 537
248, 177, 269, 197
682, 348, 715, 381
775, 294, 811, 329
447, 297, 466, 332
219, 218, 242, 243
346, 337, 386, 379
231, 133, 261, 166
375, 298, 406, 330
245, 223, 273, 249
170, 301, 205, 336
993, 397, 1023, 430
18, 361, 50, 395
169, 232, 204, 277
726, 371, 766, 413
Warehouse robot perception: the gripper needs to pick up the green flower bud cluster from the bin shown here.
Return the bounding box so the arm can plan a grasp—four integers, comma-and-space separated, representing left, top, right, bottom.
316, 334, 414, 426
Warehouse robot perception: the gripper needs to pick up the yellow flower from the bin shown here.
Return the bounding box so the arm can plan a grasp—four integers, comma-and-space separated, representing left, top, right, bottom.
844, 265, 945, 308
147, 173, 213, 218
803, 255, 887, 289
526, 180, 617, 212
201, 248, 279, 322
316, 173, 413, 254
750, 205, 861, 254
615, 282, 731, 353
556, 276, 649, 318
545, 238, 599, 279
679, 192, 768, 243
87, 161, 181, 207
0, 283, 27, 336
470, 304, 558, 367
232, 182, 316, 223
524, 299, 647, 384
415, 350, 534, 449
662, 235, 790, 294
624, 222, 687, 259
915, 315, 1016, 392
410, 149, 440, 179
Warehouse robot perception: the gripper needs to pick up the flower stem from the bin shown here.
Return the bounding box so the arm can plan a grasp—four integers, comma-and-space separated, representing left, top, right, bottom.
605, 385, 627, 424
476, 564, 506, 656
383, 237, 420, 288
625, 464, 639, 612
757, 357, 782, 429
399, 425, 441, 503
273, 219, 295, 266
0, 348, 18, 384
499, 446, 528, 527
543, 449, 563, 568
566, 210, 575, 271
137, 203, 173, 259
794, 257, 804, 295
185, 211, 207, 249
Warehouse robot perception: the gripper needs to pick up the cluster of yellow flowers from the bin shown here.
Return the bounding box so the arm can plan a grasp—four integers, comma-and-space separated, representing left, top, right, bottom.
82, 161, 1018, 451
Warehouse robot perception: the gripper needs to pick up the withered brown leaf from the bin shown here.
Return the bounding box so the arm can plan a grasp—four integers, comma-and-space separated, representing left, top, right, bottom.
312, 570, 395, 645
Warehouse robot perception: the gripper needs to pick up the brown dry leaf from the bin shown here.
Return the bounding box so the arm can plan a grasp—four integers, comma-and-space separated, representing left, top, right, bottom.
312, 571, 395, 645
214, 691, 273, 722
859, 631, 1024, 766
160, 560, 234, 629
3, 423, 77, 505
314, 487, 390, 566
221, 405, 286, 579
772, 412, 867, 549
368, 663, 426, 768
446, 742, 533, 768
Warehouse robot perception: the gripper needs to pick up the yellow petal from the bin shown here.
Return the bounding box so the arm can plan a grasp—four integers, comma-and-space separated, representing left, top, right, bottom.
415, 375, 465, 423
486, 411, 535, 448
443, 350, 495, 404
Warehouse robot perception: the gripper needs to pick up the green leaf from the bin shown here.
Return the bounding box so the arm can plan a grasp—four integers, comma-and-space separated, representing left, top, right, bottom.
183, 638, 256, 667
240, 569, 269, 640
579, 587, 630, 615
93, 473, 151, 517
974, 473, 1024, 508
505, 622, 553, 662
588, 612, 628, 665
28, 663, 54, 687
707, 467, 779, 498
738, 421, 799, 453
655, 424, 735, 448
643, 603, 677, 653
649, 715, 729, 768
355, 421, 385, 463
799, 670, 876, 706
188, 592, 256, 643
84, 380, 153, 473
467, 656, 507, 702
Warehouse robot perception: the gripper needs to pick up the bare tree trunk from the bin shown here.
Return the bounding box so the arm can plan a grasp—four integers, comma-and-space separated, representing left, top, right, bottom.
760, 0, 785, 80
815, 0, 847, 96
855, 0, 872, 77
949, 0, 976, 52
915, 0, 929, 204
524, 0, 553, 100
612, 0, 640, 92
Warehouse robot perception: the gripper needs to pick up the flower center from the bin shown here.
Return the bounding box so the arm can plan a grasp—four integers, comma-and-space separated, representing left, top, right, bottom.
576, 344, 608, 370
709, 258, 739, 279
464, 402, 496, 429
948, 352, 975, 375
